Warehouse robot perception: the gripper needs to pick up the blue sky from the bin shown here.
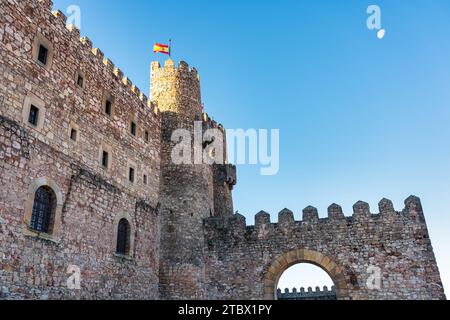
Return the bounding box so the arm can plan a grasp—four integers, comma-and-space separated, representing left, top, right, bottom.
53, 0, 450, 295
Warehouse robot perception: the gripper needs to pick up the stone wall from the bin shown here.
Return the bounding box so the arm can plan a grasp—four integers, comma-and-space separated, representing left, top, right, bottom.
204, 198, 446, 300
0, 0, 160, 299
0, 116, 160, 299
0, 0, 160, 202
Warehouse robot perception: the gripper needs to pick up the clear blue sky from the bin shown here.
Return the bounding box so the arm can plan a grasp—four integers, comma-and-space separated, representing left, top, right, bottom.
53, 0, 450, 295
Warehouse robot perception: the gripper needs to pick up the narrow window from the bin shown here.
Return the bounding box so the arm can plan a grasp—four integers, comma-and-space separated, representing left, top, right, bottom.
70, 128, 78, 141
144, 130, 149, 142
28, 105, 39, 126
105, 99, 112, 116
77, 74, 84, 88
30, 186, 56, 234
37, 45, 48, 65
129, 167, 135, 183
101, 151, 109, 168
130, 121, 137, 136
116, 218, 130, 256
143, 174, 148, 185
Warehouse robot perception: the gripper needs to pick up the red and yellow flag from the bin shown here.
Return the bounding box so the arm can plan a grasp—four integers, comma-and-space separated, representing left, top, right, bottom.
153, 43, 170, 55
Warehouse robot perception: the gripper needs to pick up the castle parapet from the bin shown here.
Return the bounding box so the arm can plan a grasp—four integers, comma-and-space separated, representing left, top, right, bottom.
150, 59, 202, 118
303, 206, 319, 223
404, 195, 426, 223
205, 196, 429, 242
47, 4, 154, 116
51, 10, 67, 25
67, 24, 81, 39
328, 203, 345, 220
277, 286, 337, 300
353, 201, 371, 220
278, 209, 294, 225
150, 59, 200, 81
80, 36, 93, 49
5, 0, 159, 121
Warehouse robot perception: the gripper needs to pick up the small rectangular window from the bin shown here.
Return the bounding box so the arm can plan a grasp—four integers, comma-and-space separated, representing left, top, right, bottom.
77, 75, 84, 88
105, 99, 112, 116
130, 121, 137, 136
144, 130, 149, 142
38, 45, 48, 65
129, 167, 135, 183
143, 174, 148, 185
102, 151, 109, 168
28, 105, 39, 126
70, 128, 78, 141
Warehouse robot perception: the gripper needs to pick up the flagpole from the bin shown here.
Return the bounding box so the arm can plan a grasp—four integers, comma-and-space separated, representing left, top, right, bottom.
169, 39, 172, 58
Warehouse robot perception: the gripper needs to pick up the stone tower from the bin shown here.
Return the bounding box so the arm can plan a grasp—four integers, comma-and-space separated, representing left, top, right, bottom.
151, 59, 216, 299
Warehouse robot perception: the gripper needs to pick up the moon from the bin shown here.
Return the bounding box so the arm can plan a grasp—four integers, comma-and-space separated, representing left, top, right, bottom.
377, 29, 386, 39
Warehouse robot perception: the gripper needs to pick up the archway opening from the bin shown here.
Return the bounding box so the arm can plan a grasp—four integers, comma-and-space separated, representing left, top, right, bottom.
263, 249, 348, 300
277, 263, 337, 300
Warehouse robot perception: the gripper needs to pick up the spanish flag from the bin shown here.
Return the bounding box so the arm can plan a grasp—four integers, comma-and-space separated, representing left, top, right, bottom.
153, 43, 170, 55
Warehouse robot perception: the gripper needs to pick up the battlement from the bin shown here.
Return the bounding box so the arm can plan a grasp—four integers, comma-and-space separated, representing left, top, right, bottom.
204, 193, 444, 300
0, 0, 162, 203
203, 113, 225, 133
40, 0, 196, 117
150, 58, 203, 117
205, 196, 428, 240
277, 286, 337, 300
278, 286, 336, 295
272, 195, 420, 225
32, 2, 157, 117
151, 59, 200, 81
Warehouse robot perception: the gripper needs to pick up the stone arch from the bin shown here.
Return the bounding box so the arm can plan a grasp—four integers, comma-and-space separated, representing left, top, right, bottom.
112, 212, 136, 258
23, 177, 64, 241
263, 249, 349, 300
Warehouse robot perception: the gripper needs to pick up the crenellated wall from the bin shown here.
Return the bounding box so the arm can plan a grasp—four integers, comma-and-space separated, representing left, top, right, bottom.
0, 0, 160, 202
204, 197, 446, 300
277, 286, 337, 300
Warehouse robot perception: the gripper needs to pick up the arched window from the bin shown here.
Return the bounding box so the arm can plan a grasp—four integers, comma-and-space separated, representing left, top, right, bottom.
112, 213, 135, 259
23, 177, 63, 241
30, 186, 56, 234
116, 218, 131, 256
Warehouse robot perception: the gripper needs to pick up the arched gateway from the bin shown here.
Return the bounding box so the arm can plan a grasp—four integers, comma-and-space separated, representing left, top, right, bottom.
204, 198, 446, 300
263, 249, 348, 300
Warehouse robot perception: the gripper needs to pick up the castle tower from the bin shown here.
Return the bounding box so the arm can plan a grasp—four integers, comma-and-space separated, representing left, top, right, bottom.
151, 59, 216, 299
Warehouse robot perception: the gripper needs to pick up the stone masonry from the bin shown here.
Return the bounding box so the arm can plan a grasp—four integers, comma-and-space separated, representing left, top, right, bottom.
277, 286, 337, 300
0, 0, 446, 300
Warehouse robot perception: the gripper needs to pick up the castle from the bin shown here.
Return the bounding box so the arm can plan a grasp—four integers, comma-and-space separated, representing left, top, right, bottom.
0, 0, 446, 300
